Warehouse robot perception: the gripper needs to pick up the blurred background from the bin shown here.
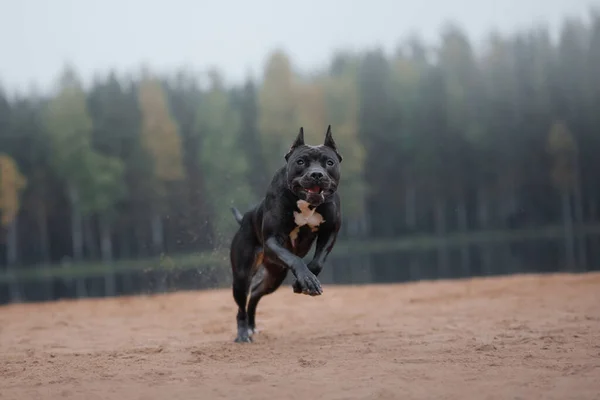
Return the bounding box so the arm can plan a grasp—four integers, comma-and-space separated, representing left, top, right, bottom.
0, 0, 599, 305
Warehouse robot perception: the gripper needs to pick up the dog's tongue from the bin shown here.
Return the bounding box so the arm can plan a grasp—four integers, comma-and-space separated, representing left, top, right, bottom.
307, 186, 320, 194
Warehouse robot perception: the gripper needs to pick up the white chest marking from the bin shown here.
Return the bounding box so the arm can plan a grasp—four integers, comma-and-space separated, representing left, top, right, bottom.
289, 200, 325, 248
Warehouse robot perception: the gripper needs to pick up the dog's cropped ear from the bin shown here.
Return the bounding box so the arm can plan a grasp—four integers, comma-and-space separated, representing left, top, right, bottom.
285, 127, 305, 161
324, 125, 343, 163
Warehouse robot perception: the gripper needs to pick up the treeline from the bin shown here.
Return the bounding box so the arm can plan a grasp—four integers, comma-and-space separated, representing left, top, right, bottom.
1, 12, 600, 270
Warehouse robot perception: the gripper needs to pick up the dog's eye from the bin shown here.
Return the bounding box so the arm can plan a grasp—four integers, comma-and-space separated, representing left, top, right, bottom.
297, 159, 305, 166
326, 159, 335, 167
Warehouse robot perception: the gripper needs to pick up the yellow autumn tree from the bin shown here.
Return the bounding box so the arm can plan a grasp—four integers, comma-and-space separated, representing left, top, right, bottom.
138, 77, 184, 185
294, 80, 327, 144
138, 75, 184, 254
0, 154, 27, 228
259, 50, 300, 172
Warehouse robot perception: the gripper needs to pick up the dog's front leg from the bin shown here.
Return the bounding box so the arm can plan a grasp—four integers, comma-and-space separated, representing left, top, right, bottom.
264, 237, 323, 296
292, 228, 338, 294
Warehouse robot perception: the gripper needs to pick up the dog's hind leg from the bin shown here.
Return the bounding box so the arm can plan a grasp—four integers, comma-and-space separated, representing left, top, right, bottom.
247, 263, 288, 335
230, 233, 261, 343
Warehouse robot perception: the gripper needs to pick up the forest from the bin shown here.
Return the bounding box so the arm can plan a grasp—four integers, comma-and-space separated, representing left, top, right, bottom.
1, 12, 600, 302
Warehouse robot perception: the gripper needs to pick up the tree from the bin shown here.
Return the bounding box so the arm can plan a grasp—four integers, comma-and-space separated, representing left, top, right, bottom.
87, 73, 139, 263
294, 80, 327, 142
547, 120, 580, 269
390, 39, 427, 233
479, 33, 519, 221
0, 89, 10, 151
196, 71, 253, 244
8, 96, 54, 264
231, 77, 269, 200
357, 49, 398, 238
46, 65, 126, 302
44, 67, 94, 263
587, 10, 600, 222
138, 75, 185, 255
117, 79, 150, 258
78, 151, 126, 263
0, 154, 27, 266
259, 50, 299, 174
322, 54, 367, 234
437, 24, 482, 274
165, 71, 215, 251
556, 18, 590, 268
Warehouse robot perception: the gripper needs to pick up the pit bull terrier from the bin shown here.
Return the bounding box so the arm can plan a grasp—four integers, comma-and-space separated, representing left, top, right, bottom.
229, 125, 343, 343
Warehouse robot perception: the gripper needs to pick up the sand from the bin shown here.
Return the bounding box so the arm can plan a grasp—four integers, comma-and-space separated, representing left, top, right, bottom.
1, 272, 600, 400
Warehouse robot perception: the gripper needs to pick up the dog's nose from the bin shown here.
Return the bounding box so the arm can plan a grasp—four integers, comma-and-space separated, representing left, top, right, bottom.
311, 171, 324, 180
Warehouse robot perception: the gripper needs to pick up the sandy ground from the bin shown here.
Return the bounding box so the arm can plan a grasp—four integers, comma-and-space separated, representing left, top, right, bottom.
1, 272, 600, 400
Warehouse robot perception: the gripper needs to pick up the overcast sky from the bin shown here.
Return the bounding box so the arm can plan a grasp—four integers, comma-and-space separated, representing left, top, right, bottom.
0, 0, 597, 94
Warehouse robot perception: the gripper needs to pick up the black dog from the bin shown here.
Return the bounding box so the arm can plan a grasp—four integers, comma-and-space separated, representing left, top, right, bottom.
229, 125, 343, 343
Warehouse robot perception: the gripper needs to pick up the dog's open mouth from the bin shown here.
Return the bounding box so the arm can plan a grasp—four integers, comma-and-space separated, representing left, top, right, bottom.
305, 185, 322, 194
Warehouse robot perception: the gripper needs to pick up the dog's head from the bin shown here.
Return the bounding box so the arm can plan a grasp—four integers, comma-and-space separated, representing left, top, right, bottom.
284, 125, 343, 207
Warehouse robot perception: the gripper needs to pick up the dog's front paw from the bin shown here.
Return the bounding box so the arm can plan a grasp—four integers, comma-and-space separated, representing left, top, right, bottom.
293, 261, 324, 294
294, 269, 323, 296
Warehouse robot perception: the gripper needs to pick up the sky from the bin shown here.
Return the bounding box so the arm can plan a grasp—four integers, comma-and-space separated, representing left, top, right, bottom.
0, 0, 597, 94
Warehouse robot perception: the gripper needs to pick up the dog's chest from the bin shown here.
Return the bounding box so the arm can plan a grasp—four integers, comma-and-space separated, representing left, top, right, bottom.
289, 200, 324, 248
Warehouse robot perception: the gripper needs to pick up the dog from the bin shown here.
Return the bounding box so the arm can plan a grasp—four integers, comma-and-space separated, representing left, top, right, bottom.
229, 125, 343, 343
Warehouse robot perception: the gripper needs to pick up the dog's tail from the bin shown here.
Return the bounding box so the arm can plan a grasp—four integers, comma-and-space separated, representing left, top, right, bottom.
230, 207, 244, 225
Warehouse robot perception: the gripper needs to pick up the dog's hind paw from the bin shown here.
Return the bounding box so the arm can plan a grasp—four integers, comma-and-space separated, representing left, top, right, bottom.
234, 334, 253, 343
234, 324, 253, 343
